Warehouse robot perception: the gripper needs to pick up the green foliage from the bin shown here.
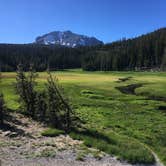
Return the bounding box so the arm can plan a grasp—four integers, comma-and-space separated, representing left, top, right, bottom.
84, 94, 104, 99
0, 93, 5, 125
81, 89, 94, 94
36, 148, 56, 157
82, 28, 166, 71
0, 44, 81, 72
16, 64, 37, 117
0, 28, 166, 72
70, 129, 155, 164
35, 91, 47, 121
46, 72, 73, 132
0, 72, 6, 124
41, 128, 65, 137
16, 67, 74, 132
161, 48, 166, 70
1, 70, 166, 165
81, 90, 104, 99
76, 152, 86, 161
45, 73, 62, 128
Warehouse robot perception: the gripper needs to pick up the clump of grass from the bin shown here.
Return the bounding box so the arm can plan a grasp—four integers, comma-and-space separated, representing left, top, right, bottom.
81, 89, 104, 99
76, 144, 104, 161
87, 94, 104, 99
41, 128, 65, 137
0, 141, 10, 147
76, 152, 86, 161
117, 76, 133, 82
91, 149, 103, 160
36, 148, 56, 157
70, 129, 155, 164
81, 89, 94, 94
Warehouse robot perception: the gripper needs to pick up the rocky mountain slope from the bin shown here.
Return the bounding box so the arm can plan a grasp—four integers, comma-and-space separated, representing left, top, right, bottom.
35, 30, 103, 47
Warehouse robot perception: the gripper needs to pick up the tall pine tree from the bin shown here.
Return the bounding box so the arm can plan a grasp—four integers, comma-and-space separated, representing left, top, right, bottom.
0, 72, 5, 125
46, 72, 72, 132
16, 64, 37, 117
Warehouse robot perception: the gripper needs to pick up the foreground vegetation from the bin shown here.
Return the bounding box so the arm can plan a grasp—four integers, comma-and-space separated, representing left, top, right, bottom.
1, 69, 166, 165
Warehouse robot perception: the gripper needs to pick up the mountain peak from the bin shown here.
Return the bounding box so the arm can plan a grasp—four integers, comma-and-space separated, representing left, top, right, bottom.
35, 30, 103, 47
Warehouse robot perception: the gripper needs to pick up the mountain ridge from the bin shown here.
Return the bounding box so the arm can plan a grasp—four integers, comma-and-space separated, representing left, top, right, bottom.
35, 30, 103, 47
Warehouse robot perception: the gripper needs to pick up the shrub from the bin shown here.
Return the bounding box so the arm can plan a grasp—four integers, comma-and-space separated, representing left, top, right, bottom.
16, 66, 75, 132
0, 93, 5, 125
35, 91, 47, 121
41, 128, 65, 137
0, 72, 6, 125
16, 64, 37, 117
45, 72, 73, 132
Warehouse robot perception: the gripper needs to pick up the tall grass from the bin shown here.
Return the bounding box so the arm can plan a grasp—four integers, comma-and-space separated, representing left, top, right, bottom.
1, 70, 166, 165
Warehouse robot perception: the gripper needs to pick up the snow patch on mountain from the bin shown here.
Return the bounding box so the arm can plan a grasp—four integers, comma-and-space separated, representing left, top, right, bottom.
35, 31, 103, 47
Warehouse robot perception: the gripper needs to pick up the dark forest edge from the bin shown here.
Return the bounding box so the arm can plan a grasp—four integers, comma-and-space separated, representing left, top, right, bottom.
0, 28, 166, 72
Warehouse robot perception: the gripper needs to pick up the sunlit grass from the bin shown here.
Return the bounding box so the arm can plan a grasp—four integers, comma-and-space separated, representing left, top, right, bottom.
1, 70, 166, 164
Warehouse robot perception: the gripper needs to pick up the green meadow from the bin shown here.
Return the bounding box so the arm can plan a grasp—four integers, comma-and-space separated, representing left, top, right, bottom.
1, 70, 166, 165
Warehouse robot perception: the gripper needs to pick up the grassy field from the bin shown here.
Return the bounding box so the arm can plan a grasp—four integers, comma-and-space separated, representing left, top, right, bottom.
1, 69, 166, 165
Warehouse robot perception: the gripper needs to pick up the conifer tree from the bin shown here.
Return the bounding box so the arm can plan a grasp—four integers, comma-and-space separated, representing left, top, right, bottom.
16, 64, 37, 117
0, 72, 5, 125
46, 72, 72, 132
161, 48, 166, 71
15, 65, 75, 131
0, 93, 5, 125
35, 91, 47, 121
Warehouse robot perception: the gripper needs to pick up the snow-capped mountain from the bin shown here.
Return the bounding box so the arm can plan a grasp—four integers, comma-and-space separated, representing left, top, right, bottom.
35, 30, 103, 47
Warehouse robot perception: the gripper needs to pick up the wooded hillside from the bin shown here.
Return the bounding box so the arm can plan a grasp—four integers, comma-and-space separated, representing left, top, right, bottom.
0, 28, 165, 71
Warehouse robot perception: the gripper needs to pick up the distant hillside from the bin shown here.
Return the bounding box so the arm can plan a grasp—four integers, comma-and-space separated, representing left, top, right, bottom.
82, 28, 166, 71
0, 28, 165, 71
35, 30, 103, 47
0, 44, 82, 71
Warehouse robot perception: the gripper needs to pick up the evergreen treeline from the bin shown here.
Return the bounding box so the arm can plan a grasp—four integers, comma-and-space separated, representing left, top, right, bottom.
0, 44, 82, 71
0, 28, 166, 71
82, 28, 166, 71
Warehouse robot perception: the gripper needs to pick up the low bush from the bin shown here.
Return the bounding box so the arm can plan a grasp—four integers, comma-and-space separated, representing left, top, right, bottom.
0, 93, 6, 125
41, 128, 65, 137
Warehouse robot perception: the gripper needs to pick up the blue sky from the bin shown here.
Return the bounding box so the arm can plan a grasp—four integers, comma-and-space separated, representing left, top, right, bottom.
0, 0, 165, 44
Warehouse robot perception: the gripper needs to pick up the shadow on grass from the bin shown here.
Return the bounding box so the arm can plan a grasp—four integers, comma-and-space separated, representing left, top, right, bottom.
71, 128, 117, 144
70, 128, 155, 164
115, 83, 143, 95
116, 83, 166, 102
